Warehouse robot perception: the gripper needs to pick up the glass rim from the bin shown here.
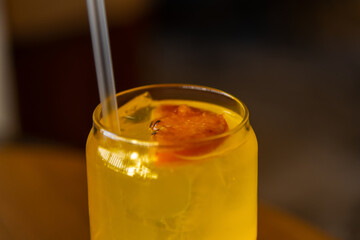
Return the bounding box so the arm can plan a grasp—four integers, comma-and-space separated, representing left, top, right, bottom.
92, 83, 249, 147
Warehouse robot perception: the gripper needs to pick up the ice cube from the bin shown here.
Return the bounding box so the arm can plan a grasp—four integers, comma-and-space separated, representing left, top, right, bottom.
118, 91, 153, 123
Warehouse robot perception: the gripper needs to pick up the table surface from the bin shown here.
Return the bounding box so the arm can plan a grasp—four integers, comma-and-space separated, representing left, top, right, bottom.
0, 144, 337, 240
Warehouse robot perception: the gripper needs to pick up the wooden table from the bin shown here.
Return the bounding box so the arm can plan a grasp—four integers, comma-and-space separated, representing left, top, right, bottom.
0, 145, 337, 240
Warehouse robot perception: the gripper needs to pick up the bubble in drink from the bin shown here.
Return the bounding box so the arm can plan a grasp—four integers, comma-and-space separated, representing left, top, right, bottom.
86, 88, 258, 240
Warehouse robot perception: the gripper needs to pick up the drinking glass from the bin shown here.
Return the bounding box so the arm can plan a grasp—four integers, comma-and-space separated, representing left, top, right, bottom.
86, 84, 258, 240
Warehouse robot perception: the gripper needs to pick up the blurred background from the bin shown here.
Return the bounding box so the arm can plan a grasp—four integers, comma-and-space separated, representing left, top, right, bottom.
0, 0, 359, 239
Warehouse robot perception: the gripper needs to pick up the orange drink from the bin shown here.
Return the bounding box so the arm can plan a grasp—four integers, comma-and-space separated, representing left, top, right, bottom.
86, 84, 258, 240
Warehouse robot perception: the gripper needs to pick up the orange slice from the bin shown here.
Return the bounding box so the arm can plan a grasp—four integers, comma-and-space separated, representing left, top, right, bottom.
150, 104, 228, 164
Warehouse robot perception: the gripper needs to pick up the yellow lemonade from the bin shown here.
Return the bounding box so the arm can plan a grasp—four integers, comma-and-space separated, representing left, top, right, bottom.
86, 85, 258, 240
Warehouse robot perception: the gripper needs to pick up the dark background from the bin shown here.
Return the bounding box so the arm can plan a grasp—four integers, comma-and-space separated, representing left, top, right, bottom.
2, 0, 360, 239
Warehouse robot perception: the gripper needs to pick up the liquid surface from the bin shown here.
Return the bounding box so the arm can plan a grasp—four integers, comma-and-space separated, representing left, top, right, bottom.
116, 92, 241, 141
86, 93, 258, 240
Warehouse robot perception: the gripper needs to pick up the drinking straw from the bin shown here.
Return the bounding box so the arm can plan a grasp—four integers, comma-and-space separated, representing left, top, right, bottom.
87, 0, 120, 133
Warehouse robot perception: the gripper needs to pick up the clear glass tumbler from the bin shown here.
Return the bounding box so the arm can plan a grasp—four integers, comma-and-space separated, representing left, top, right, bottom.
86, 84, 258, 240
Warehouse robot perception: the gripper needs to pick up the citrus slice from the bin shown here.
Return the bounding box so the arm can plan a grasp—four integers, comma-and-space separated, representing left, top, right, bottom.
150, 104, 228, 164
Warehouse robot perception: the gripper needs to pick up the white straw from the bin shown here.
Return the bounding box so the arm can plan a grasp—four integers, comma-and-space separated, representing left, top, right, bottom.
86, 0, 120, 132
